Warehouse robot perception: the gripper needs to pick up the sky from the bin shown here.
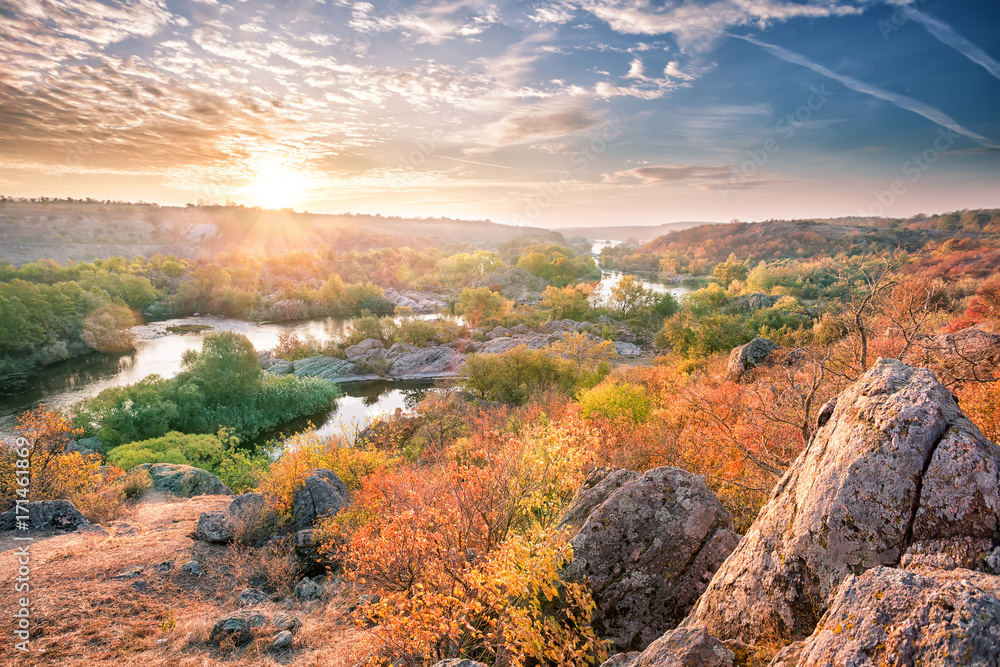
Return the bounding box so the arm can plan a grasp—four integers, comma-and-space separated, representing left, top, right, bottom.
1, 0, 999, 228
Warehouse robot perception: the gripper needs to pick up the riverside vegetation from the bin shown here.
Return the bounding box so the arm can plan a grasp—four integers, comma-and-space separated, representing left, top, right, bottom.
4, 207, 1000, 666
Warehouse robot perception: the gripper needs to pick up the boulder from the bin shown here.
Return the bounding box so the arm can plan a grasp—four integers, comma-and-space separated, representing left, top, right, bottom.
687, 358, 1000, 645
614, 341, 642, 357
723, 293, 776, 313
133, 463, 232, 497
770, 566, 1000, 666
602, 627, 735, 667
388, 346, 464, 379
208, 610, 268, 647
912, 323, 1000, 385
270, 630, 294, 651
386, 341, 420, 358
724, 337, 779, 382
0, 500, 90, 532
293, 576, 324, 601
264, 358, 294, 375
557, 468, 641, 533
291, 469, 349, 529
290, 355, 361, 382
562, 466, 741, 652
182, 560, 205, 576
195, 511, 234, 543
475, 267, 547, 303
344, 338, 384, 361
229, 493, 267, 520
272, 612, 302, 633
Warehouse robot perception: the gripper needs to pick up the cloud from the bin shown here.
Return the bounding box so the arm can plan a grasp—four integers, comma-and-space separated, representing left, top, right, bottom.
734, 34, 1000, 149
579, 0, 863, 52
900, 6, 1000, 81
606, 164, 732, 183
494, 100, 602, 145
626, 57, 646, 79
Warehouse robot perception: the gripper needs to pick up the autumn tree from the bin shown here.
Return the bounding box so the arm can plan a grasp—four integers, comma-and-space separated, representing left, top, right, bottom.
81, 303, 137, 353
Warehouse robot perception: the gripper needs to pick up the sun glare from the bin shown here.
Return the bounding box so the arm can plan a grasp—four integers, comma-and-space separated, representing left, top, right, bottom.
246, 163, 307, 210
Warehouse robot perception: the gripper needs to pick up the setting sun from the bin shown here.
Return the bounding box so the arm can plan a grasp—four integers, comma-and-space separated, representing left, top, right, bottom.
246, 163, 307, 210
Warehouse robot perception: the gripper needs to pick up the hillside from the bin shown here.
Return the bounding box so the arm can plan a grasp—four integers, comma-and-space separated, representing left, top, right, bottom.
559, 221, 713, 242
0, 200, 552, 266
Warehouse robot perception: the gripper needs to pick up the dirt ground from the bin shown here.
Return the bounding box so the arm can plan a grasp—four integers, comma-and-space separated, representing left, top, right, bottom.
0, 494, 366, 666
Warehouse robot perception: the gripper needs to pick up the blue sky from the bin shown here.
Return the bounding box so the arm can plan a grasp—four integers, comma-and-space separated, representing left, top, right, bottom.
1, 0, 998, 226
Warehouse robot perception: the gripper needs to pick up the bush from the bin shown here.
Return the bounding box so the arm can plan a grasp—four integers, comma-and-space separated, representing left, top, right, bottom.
81, 303, 137, 353
455, 287, 511, 327
578, 381, 652, 424
395, 319, 438, 345
218, 448, 271, 494
106, 431, 224, 472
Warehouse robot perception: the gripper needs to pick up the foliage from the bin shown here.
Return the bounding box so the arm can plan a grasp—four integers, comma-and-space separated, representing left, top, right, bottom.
81, 303, 137, 353
460, 342, 611, 405
106, 431, 224, 472
578, 381, 652, 424
258, 429, 398, 515
515, 244, 601, 288
712, 254, 749, 288
540, 283, 594, 321
217, 447, 272, 494
455, 287, 511, 327
72, 335, 339, 447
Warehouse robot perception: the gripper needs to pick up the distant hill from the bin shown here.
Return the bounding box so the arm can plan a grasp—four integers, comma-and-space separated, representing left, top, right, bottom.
0, 200, 553, 265
558, 221, 715, 242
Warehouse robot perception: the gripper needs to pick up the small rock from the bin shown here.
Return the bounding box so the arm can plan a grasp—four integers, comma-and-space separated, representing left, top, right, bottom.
81, 524, 110, 537
182, 560, 204, 576
272, 612, 302, 633
112, 567, 144, 580
294, 577, 324, 601
235, 587, 270, 608
725, 337, 779, 382
132, 463, 232, 497
602, 627, 734, 666
986, 546, 1000, 574
270, 630, 294, 652
209, 610, 268, 647
153, 560, 173, 573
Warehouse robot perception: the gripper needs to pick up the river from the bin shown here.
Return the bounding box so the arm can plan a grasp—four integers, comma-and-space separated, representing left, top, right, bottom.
0, 315, 435, 439
0, 244, 692, 440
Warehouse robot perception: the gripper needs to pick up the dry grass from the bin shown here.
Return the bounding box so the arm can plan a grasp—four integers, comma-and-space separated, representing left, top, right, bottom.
0, 494, 368, 666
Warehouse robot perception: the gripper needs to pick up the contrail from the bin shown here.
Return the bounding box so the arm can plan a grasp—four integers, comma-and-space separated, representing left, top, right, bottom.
901, 6, 1000, 81
434, 155, 516, 169
733, 34, 999, 149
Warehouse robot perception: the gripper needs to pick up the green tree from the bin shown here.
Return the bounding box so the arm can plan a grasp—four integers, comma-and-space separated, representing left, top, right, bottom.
712, 254, 749, 288
455, 287, 511, 327
179, 331, 262, 403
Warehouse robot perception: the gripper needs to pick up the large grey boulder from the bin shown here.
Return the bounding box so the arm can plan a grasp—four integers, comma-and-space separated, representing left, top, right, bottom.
770, 566, 1000, 666
557, 468, 640, 533
724, 337, 779, 382
723, 293, 776, 313
132, 463, 232, 497
0, 500, 90, 532
229, 492, 266, 520
389, 346, 463, 379
291, 469, 349, 529
687, 359, 1000, 645
602, 627, 735, 667
562, 467, 741, 652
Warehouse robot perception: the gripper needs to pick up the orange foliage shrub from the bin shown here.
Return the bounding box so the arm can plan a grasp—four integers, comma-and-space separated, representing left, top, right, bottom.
320, 406, 605, 666
0, 406, 131, 521
956, 380, 1000, 443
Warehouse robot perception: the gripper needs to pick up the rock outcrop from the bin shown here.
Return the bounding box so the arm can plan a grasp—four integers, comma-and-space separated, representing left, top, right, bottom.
724, 337, 779, 382
291, 469, 350, 529
208, 610, 269, 647
389, 346, 464, 378
562, 467, 741, 652
131, 463, 232, 497
602, 627, 735, 667
383, 288, 447, 314
474, 267, 548, 303
770, 566, 1000, 666
912, 323, 1000, 385
557, 468, 640, 533
0, 500, 90, 532
687, 358, 1000, 645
